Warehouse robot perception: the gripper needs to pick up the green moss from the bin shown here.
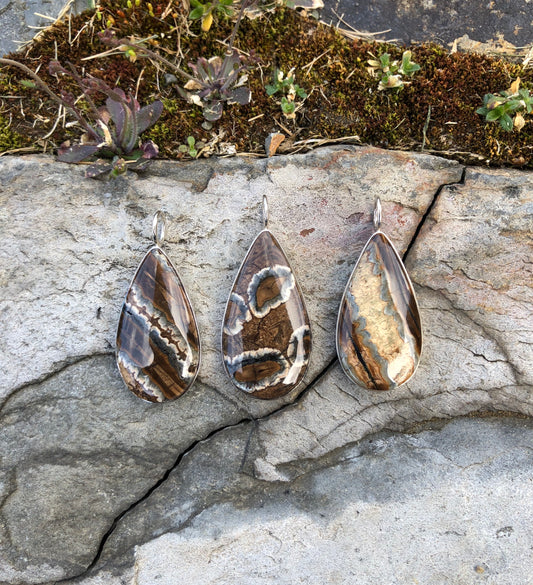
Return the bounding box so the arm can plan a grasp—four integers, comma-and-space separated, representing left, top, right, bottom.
0, 5, 532, 166
0, 115, 30, 150
162, 98, 182, 115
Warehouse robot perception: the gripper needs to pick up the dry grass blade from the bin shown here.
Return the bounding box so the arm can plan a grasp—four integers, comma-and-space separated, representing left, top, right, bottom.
324, 9, 397, 43
19, 0, 75, 51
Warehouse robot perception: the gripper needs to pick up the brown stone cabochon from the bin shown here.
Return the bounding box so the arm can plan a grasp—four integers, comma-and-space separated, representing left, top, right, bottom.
337, 232, 422, 390
116, 247, 200, 402
222, 230, 312, 399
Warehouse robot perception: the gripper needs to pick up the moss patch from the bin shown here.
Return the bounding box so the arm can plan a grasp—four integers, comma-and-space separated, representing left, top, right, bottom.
0, 115, 31, 151
0, 3, 532, 167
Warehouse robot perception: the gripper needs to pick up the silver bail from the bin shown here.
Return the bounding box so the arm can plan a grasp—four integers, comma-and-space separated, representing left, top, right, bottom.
373, 198, 382, 231
152, 210, 167, 247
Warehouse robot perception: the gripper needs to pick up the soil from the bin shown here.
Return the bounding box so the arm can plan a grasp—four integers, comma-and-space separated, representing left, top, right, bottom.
0, 0, 531, 168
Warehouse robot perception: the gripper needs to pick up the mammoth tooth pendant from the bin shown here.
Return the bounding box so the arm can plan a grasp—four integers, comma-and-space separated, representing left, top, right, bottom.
222, 199, 312, 399
116, 212, 200, 402
336, 199, 422, 390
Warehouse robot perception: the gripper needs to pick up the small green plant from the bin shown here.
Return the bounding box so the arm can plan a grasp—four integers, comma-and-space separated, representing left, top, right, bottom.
367, 50, 420, 91
476, 78, 532, 132
189, 0, 235, 32
178, 136, 205, 157
265, 68, 307, 119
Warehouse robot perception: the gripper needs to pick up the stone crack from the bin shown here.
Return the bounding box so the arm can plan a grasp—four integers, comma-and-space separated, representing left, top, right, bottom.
0, 352, 114, 416
52, 356, 339, 584
403, 166, 467, 262
419, 283, 525, 384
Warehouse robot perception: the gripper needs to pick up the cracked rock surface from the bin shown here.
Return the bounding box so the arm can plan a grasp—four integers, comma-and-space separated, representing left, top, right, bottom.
95, 416, 533, 585
0, 146, 531, 584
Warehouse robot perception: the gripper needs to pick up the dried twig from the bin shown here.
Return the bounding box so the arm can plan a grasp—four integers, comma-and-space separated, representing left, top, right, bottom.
421, 105, 431, 151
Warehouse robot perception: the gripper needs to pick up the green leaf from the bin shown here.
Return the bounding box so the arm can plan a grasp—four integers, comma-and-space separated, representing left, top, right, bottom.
187, 136, 196, 147
281, 97, 295, 114
400, 51, 420, 76
19, 79, 36, 88
404, 63, 421, 76
486, 107, 503, 121
379, 53, 390, 68
265, 84, 278, 96
476, 106, 489, 116
123, 149, 143, 161
189, 6, 204, 19
500, 113, 513, 131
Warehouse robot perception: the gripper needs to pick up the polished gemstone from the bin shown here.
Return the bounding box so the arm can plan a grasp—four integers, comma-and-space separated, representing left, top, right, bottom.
222, 229, 312, 399
116, 247, 200, 402
337, 232, 422, 390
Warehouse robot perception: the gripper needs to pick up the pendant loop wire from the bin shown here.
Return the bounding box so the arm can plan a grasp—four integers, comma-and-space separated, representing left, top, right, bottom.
373, 198, 382, 231
263, 195, 269, 229
152, 210, 167, 247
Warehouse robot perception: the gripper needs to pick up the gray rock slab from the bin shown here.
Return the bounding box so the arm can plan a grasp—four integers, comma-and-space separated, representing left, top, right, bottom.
241, 165, 533, 482
410, 167, 533, 387
0, 0, 91, 56
0, 147, 457, 406
72, 416, 533, 585
321, 0, 533, 47
0, 355, 248, 583
1, 147, 531, 583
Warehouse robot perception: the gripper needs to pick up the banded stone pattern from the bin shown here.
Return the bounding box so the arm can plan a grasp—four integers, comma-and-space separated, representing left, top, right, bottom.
116, 247, 200, 402
337, 232, 422, 390
222, 229, 312, 400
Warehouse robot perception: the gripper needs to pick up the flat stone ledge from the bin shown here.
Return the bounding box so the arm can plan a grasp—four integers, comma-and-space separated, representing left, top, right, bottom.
1, 146, 531, 583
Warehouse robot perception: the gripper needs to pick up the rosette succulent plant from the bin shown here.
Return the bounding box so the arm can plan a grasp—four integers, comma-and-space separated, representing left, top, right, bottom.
179, 51, 251, 122
49, 61, 163, 178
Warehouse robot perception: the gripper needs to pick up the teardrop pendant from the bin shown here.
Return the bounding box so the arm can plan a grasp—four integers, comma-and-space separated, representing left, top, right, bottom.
336, 199, 422, 390
222, 197, 312, 399
116, 212, 200, 402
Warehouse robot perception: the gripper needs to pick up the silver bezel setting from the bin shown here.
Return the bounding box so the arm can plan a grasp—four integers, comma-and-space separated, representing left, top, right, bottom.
115, 242, 202, 402
220, 227, 313, 398
335, 228, 423, 390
